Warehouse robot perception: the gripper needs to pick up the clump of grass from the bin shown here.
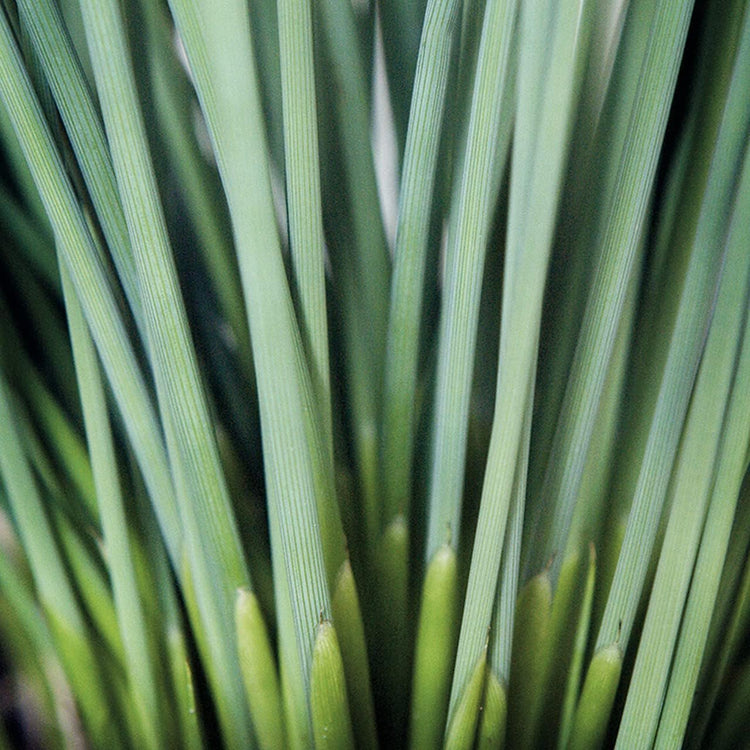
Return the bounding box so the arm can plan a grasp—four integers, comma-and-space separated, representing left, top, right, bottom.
0, 0, 748, 748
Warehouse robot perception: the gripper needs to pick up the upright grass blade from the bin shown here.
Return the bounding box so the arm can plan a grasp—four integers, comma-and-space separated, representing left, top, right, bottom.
691, 547, 750, 746
558, 544, 597, 750
615, 34, 750, 737
566, 5, 747, 739
0, 0, 182, 588
475, 376, 534, 750
522, 0, 695, 586
595, 0, 748, 652
277, 0, 332, 469
507, 567, 552, 750
376, 0, 463, 736
171, 0, 375, 740
595, 0, 747, 567
310, 620, 356, 750
18, 0, 142, 330
329, 558, 378, 750
60, 264, 163, 750
381, 0, 463, 530
424, 0, 517, 561
164, 0, 335, 737
566, 644, 622, 750
409, 542, 459, 749
236, 587, 286, 750
490, 393, 532, 684
315, 0, 391, 547
525, 0, 631, 511
246, 0, 283, 169
694, 469, 750, 708
654, 144, 750, 750
2, 0, 750, 746
0, 373, 113, 744
138, 0, 251, 373
448, 0, 591, 722
444, 644, 487, 750
408, 0, 516, 738
78, 0, 261, 741
378, 0, 428, 150
562, 242, 641, 562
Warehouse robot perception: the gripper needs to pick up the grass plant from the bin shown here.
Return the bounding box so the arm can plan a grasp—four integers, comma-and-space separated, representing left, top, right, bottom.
0, 0, 748, 748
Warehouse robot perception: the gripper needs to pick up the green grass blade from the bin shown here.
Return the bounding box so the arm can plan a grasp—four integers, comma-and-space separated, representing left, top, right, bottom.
566, 644, 623, 750
310, 620, 356, 750
558, 544, 597, 750
0, 373, 114, 743
0, 7, 182, 573
596, 0, 748, 652
597, 0, 746, 552
475, 668, 507, 750
18, 0, 143, 329
78, 0, 257, 740
522, 0, 696, 585
507, 569, 552, 749
236, 588, 286, 750
60, 264, 163, 749
444, 644, 486, 750
378, 0, 427, 150
490, 375, 533, 684
409, 543, 459, 749
449, 0, 591, 720
380, 0, 462, 527
615, 37, 750, 740
278, 0, 332, 459
654, 142, 750, 750
316, 0, 391, 547
164, 0, 334, 733
138, 0, 251, 372
424, 0, 517, 560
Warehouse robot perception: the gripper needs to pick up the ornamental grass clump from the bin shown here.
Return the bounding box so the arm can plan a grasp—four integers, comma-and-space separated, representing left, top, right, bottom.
0, 0, 748, 748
